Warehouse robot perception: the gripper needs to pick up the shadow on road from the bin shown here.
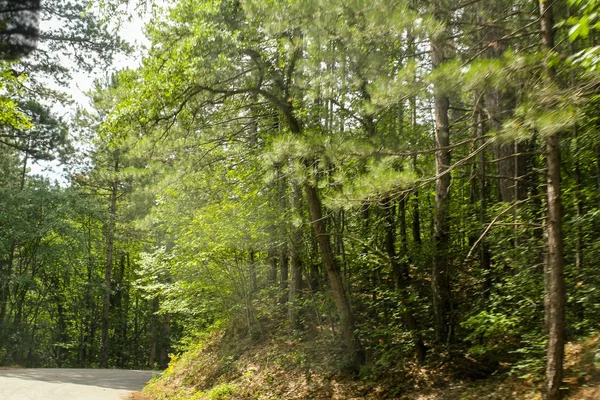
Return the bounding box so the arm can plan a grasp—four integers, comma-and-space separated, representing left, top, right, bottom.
0, 368, 159, 391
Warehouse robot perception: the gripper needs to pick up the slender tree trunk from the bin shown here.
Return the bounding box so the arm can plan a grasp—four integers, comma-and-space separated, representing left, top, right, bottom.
56, 300, 66, 367
487, 85, 527, 203
267, 248, 278, 285
100, 157, 119, 368
279, 248, 289, 302
470, 100, 493, 299
0, 146, 30, 337
408, 35, 422, 251
133, 294, 140, 363
0, 242, 15, 325
539, 2, 565, 399
573, 135, 584, 323
478, 110, 492, 299
544, 132, 565, 400
399, 198, 409, 258
596, 143, 600, 192
288, 182, 303, 330
249, 250, 257, 293
113, 252, 126, 367
159, 312, 171, 369
430, 4, 452, 343
383, 198, 426, 362
149, 297, 158, 367
278, 166, 289, 303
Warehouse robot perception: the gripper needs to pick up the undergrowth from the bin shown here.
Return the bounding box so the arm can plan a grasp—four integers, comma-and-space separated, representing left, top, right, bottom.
138, 323, 600, 400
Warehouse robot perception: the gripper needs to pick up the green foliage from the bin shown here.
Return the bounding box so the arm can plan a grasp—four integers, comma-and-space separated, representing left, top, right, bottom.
462, 311, 520, 344
199, 382, 239, 400
2, 2, 600, 399
0, 63, 31, 131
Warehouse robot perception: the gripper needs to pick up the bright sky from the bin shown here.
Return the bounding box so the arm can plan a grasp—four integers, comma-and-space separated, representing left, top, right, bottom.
29, 2, 151, 181
67, 3, 151, 109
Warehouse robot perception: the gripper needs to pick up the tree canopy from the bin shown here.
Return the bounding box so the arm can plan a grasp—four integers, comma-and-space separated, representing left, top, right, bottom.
0, 0, 599, 399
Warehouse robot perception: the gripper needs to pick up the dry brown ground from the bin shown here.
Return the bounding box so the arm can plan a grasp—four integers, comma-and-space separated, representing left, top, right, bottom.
133, 332, 600, 400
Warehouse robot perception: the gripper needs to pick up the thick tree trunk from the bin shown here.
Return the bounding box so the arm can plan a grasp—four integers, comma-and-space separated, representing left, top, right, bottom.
539, 2, 565, 399
305, 182, 364, 369
430, 10, 452, 343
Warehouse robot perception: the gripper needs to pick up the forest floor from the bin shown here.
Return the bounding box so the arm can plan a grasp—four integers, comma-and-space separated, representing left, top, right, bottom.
131, 330, 600, 400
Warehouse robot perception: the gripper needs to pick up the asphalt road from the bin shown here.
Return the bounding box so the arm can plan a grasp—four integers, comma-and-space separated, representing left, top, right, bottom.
0, 368, 157, 400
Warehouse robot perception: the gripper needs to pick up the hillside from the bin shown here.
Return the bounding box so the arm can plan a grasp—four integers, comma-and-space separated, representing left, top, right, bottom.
133, 330, 600, 400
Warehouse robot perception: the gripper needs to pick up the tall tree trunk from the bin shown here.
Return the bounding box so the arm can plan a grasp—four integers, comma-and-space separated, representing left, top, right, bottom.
0, 242, 15, 326
383, 198, 426, 362
478, 0, 529, 204
0, 145, 30, 338
305, 182, 365, 369
288, 182, 303, 330
573, 132, 584, 324
267, 248, 278, 284
477, 109, 492, 299
279, 248, 289, 303
278, 97, 364, 366
544, 132, 565, 400
249, 250, 257, 293
596, 140, 600, 192
149, 297, 158, 368
159, 312, 171, 369
100, 156, 119, 368
430, 2, 452, 343
113, 252, 126, 367
539, 2, 565, 399
278, 166, 289, 303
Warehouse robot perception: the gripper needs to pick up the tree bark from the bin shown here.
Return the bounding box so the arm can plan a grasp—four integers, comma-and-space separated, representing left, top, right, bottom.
430, 3, 452, 343
539, 2, 565, 399
478, 110, 492, 299
267, 247, 277, 284
278, 166, 289, 303
159, 312, 171, 369
383, 198, 426, 362
249, 250, 257, 293
544, 132, 565, 400
100, 156, 119, 368
149, 297, 158, 368
288, 182, 303, 330
279, 248, 289, 302
305, 182, 364, 369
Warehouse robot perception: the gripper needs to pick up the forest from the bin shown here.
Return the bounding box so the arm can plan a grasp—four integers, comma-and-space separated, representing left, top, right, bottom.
1, 0, 599, 399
